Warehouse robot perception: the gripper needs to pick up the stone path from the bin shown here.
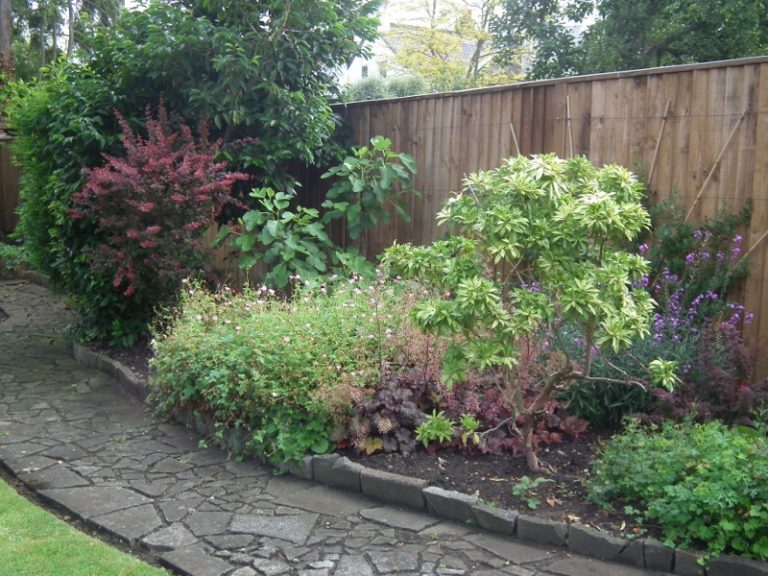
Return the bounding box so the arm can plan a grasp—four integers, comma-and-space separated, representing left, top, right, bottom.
0, 279, 670, 576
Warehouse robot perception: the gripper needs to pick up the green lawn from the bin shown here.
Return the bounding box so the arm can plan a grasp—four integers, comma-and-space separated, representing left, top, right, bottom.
0, 478, 169, 576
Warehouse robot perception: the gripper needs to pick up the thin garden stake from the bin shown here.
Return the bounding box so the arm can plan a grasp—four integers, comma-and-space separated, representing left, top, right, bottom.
685, 110, 746, 223
509, 120, 521, 156
739, 229, 768, 265
647, 100, 671, 186
566, 95, 574, 158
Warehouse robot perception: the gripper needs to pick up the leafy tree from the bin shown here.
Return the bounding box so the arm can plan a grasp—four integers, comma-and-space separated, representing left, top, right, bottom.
492, 0, 768, 80
580, 0, 768, 73
390, 0, 519, 90
0, 0, 11, 78
9, 0, 124, 80
491, 0, 592, 79
384, 154, 657, 471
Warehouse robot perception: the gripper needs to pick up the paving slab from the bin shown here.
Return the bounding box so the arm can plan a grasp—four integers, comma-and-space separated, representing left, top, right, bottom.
91, 503, 164, 543
230, 512, 319, 544
274, 484, 373, 517
360, 505, 441, 530
161, 545, 232, 576
39, 485, 151, 519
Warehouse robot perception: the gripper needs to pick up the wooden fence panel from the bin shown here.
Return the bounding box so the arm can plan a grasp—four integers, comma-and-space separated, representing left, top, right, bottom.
329, 56, 768, 373
0, 143, 19, 234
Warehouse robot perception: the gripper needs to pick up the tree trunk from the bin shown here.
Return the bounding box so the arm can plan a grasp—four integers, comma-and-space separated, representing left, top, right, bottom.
0, 0, 12, 77
522, 415, 540, 472
67, 0, 75, 57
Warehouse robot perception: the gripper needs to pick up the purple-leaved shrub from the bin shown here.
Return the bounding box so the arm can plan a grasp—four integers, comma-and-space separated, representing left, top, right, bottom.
71, 106, 249, 343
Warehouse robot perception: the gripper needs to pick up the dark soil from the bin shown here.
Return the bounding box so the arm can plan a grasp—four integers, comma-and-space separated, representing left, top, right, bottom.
91, 340, 153, 382
343, 435, 662, 541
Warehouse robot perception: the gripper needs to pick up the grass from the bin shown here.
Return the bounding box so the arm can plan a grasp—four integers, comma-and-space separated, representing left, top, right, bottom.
0, 478, 169, 576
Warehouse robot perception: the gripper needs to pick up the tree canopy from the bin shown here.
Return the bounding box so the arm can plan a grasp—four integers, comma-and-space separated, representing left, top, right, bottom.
492, 0, 768, 80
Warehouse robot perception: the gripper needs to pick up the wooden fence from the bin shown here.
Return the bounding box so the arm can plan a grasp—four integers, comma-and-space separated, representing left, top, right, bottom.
0, 140, 18, 234
330, 56, 768, 366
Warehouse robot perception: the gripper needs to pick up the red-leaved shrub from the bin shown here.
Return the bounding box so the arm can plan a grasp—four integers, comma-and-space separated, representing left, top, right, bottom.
71, 106, 249, 343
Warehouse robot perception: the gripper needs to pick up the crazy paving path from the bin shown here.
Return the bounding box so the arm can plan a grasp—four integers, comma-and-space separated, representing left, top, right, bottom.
0, 280, 669, 576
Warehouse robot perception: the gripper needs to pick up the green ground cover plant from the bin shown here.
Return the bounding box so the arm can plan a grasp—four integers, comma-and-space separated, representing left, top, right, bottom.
0, 478, 168, 576
150, 277, 415, 463
590, 418, 768, 561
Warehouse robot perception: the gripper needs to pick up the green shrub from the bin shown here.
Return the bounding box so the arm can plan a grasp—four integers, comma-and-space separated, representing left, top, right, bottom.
589, 419, 768, 560
344, 77, 391, 102
150, 278, 413, 463
229, 136, 419, 287
387, 75, 428, 97
0, 242, 28, 272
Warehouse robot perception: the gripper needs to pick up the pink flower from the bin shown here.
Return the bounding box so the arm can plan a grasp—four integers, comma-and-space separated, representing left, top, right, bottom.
145, 225, 162, 235
126, 229, 140, 239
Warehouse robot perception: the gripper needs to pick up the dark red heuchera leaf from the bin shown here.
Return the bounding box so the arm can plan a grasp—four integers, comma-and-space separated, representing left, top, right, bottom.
72, 105, 250, 301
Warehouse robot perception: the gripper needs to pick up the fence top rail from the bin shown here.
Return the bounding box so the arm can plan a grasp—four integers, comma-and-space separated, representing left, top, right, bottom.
335, 55, 768, 108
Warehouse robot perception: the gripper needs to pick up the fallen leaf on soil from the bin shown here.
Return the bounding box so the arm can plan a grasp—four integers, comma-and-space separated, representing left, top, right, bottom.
566, 514, 581, 523
546, 497, 559, 507
489, 477, 508, 482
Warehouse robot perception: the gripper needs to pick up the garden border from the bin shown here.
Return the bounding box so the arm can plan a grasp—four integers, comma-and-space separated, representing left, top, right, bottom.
70, 337, 768, 576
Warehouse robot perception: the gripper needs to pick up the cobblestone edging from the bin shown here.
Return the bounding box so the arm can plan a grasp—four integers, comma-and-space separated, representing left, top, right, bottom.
74, 341, 768, 576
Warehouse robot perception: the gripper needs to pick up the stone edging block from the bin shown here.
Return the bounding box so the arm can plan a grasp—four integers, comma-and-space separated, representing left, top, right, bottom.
72, 341, 768, 576
72, 342, 148, 402
312, 453, 340, 486
708, 555, 768, 576
516, 514, 568, 547
569, 524, 646, 567
471, 504, 518, 535
644, 539, 675, 573
674, 549, 706, 576
422, 486, 478, 523
277, 456, 313, 480
360, 467, 426, 509
330, 457, 364, 492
